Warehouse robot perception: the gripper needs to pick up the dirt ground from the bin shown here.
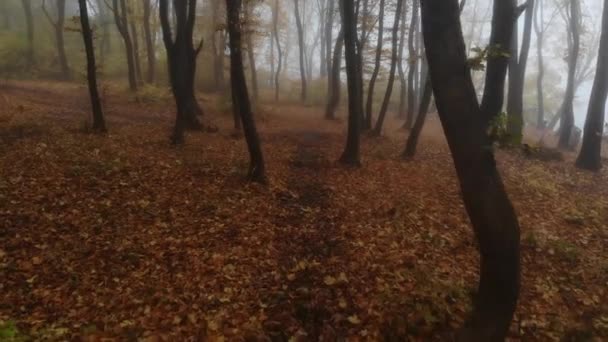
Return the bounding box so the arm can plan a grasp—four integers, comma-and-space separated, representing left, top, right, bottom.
0, 81, 607, 341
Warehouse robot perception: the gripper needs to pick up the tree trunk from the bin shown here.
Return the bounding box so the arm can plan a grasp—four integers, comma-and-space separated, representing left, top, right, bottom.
226, 0, 266, 183
43, 0, 70, 80
113, 0, 138, 91
294, 0, 307, 102
97, 0, 111, 66
397, 0, 408, 119
273, 0, 282, 101
319, 0, 327, 77
372, 0, 404, 136
78, 0, 107, 133
364, 0, 385, 131
339, 0, 362, 166
405, 0, 419, 130
533, 0, 545, 129
159, 0, 204, 145
245, 3, 259, 101
129, 12, 144, 86
506, 0, 534, 144
325, 0, 335, 88
325, 27, 344, 120
21, 0, 34, 69
402, 74, 431, 158
420, 1, 520, 340
143, 0, 156, 84
576, 0, 608, 171
558, 0, 580, 149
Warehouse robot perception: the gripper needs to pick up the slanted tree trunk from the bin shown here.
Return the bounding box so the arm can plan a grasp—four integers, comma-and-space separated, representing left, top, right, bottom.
372, 0, 404, 136
421, 0, 520, 340
339, 0, 361, 165
272, 0, 282, 101
405, 0, 419, 129
42, 0, 70, 80
21, 0, 34, 69
558, 0, 580, 149
143, 0, 156, 84
533, 0, 545, 129
226, 0, 266, 183
364, 0, 385, 131
325, 27, 344, 120
576, 0, 608, 171
113, 0, 138, 91
506, 0, 534, 144
244, 2, 259, 101
159, 0, 204, 145
294, 0, 307, 102
396, 0, 408, 119
78, 0, 106, 133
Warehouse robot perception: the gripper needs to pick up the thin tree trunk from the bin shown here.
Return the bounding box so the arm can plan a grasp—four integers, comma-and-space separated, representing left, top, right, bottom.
405, 0, 419, 129
397, 0, 408, 119
43, 0, 70, 80
226, 0, 266, 183
129, 12, 144, 86
21, 0, 34, 69
364, 0, 385, 131
294, 0, 307, 102
143, 0, 156, 84
372, 0, 404, 136
273, 0, 282, 101
325, 0, 335, 87
78, 0, 106, 133
558, 0, 580, 149
421, 1, 520, 340
325, 27, 344, 120
533, 0, 545, 129
245, 3, 259, 101
319, 0, 327, 77
113, 0, 138, 91
576, 0, 608, 171
97, 0, 111, 65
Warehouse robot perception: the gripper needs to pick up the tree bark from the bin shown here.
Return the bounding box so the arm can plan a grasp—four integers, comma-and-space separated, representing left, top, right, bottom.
294, 0, 307, 102
405, 0, 419, 130
325, 27, 344, 120
364, 0, 385, 131
558, 0, 580, 149
226, 0, 266, 183
533, 0, 545, 129
244, 2, 259, 101
272, 0, 282, 101
159, 0, 204, 145
113, 0, 138, 91
21, 0, 34, 69
421, 1, 521, 340
576, 0, 608, 171
339, 0, 362, 166
372, 0, 404, 136
78, 0, 107, 133
143, 0, 156, 84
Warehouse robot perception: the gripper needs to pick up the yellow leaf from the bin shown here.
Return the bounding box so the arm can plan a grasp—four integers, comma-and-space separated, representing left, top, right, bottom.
323, 276, 336, 286
347, 315, 361, 325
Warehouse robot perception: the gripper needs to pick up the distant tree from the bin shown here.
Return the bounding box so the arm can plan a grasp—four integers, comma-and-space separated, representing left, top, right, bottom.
339, 0, 362, 165
96, 0, 111, 65
325, 27, 344, 120
372, 0, 405, 136
576, 0, 608, 171
210, 0, 226, 91
128, 3, 144, 85
506, 0, 534, 144
226, 0, 266, 183
324, 0, 335, 84
112, 0, 138, 91
420, 0, 520, 339
294, 0, 307, 102
272, 0, 282, 101
42, 0, 70, 80
159, 0, 205, 144
396, 0, 409, 119
405, 0, 419, 130
21, 0, 34, 68
143, 0, 157, 84
78, 0, 106, 133
244, 1, 259, 101
558, 0, 580, 149
364, 0, 385, 131
533, 0, 545, 129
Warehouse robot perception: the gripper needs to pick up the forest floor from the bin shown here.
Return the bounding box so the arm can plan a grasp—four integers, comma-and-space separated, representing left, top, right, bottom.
1, 81, 607, 341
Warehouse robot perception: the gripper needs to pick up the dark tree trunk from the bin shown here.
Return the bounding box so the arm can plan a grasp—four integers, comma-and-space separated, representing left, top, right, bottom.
405, 0, 419, 130
294, 0, 307, 102
273, 0, 282, 101
244, 3, 259, 102
356, 0, 368, 126
211, 0, 225, 91
43, 0, 70, 80
21, 0, 34, 69
402, 74, 431, 158
372, 0, 404, 136
576, 0, 608, 171
506, 0, 534, 144
421, 1, 520, 340
339, 0, 361, 166
113, 0, 138, 91
78, 0, 106, 133
143, 0, 156, 84
533, 0, 545, 129
226, 0, 266, 183
396, 0, 408, 119
325, 27, 344, 120
364, 0, 385, 131
480, 0, 516, 124
159, 0, 204, 145
558, 0, 580, 149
